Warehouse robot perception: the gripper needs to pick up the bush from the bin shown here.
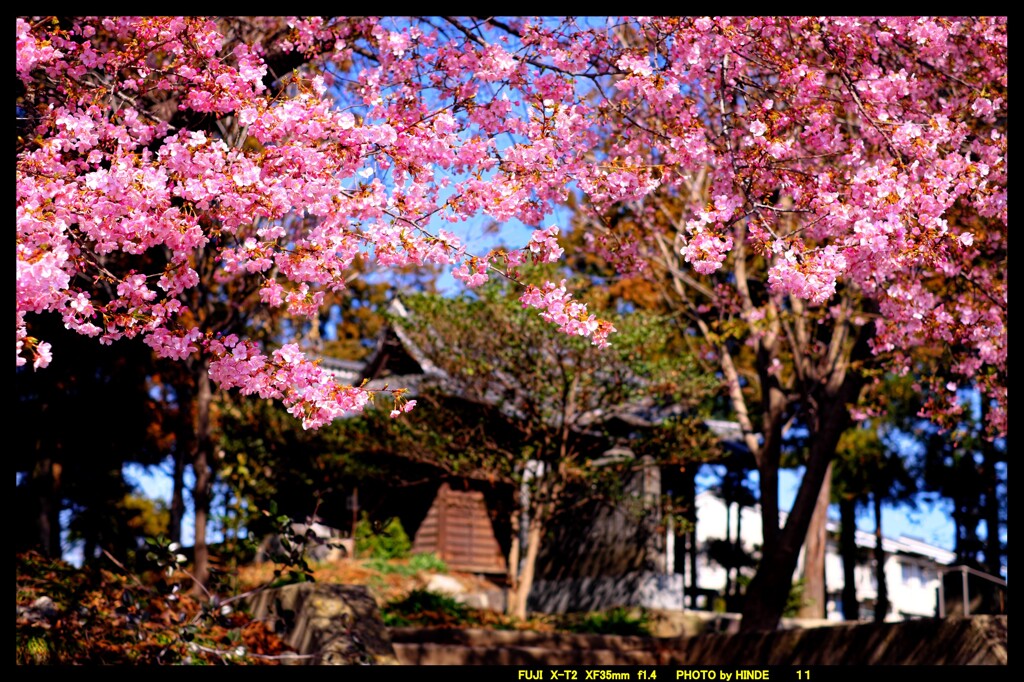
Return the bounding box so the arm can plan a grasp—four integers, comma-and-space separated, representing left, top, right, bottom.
784, 578, 808, 618
354, 515, 411, 560
381, 589, 473, 627
365, 552, 448, 577
564, 607, 652, 637
408, 552, 448, 573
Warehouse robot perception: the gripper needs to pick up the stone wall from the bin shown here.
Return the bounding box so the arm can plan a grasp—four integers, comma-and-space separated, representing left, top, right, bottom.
529, 572, 685, 613
391, 615, 1007, 665
244, 584, 1006, 666
659, 615, 1008, 665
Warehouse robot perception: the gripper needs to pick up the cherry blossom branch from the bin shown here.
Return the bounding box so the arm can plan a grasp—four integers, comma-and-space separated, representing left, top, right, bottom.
439, 16, 616, 80
823, 41, 905, 165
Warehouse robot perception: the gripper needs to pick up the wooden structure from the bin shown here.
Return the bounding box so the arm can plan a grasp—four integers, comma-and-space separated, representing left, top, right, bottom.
411, 483, 507, 575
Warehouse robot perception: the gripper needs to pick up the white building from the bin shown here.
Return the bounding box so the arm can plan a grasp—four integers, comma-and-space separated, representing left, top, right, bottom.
822, 527, 955, 621
689, 489, 956, 621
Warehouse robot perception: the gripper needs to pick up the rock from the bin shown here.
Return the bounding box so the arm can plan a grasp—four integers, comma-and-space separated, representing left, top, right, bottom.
16, 596, 57, 628
246, 583, 399, 665
457, 588, 507, 612
423, 573, 466, 596
420, 573, 507, 612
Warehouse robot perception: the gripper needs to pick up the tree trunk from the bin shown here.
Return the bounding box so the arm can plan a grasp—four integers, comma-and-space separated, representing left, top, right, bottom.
756, 419, 784, 557
953, 494, 981, 566
190, 359, 214, 593
740, 445, 833, 631
982, 455, 1002, 576
168, 374, 195, 545
739, 312, 872, 632
724, 501, 733, 599
873, 492, 889, 622
511, 519, 543, 620
29, 458, 63, 559
980, 401, 1003, 579
734, 501, 744, 598
506, 505, 522, 617
741, 406, 786, 629
169, 425, 189, 545
797, 462, 832, 618
838, 495, 860, 620
684, 468, 699, 609
83, 537, 96, 565
740, 389, 858, 630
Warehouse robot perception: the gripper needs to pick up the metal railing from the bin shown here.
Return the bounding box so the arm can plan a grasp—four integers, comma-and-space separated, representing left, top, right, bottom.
937, 564, 1008, 617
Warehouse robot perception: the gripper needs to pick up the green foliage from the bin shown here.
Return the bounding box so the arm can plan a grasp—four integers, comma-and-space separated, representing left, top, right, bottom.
255, 501, 338, 588
355, 514, 411, 559
784, 578, 808, 618
832, 422, 917, 519
408, 551, 448, 573
121, 494, 172, 539
563, 607, 652, 636
381, 589, 473, 627
374, 270, 725, 619
216, 397, 356, 539
377, 274, 721, 507
363, 557, 402, 575
365, 552, 448, 577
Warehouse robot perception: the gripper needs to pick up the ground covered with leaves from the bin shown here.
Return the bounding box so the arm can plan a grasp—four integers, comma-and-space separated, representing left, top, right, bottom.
17, 550, 654, 664
16, 551, 293, 664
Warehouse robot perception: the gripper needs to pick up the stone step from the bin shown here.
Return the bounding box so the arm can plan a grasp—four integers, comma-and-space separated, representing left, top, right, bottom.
392, 642, 662, 666
388, 626, 662, 651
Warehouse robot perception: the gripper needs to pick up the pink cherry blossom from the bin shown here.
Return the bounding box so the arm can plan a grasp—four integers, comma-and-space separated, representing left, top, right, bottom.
14, 16, 1005, 437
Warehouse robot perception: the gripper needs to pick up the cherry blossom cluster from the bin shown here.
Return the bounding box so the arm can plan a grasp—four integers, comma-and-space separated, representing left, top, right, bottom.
519, 280, 615, 348
577, 16, 1007, 435
525, 226, 565, 264
15, 16, 1006, 436
206, 336, 374, 430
